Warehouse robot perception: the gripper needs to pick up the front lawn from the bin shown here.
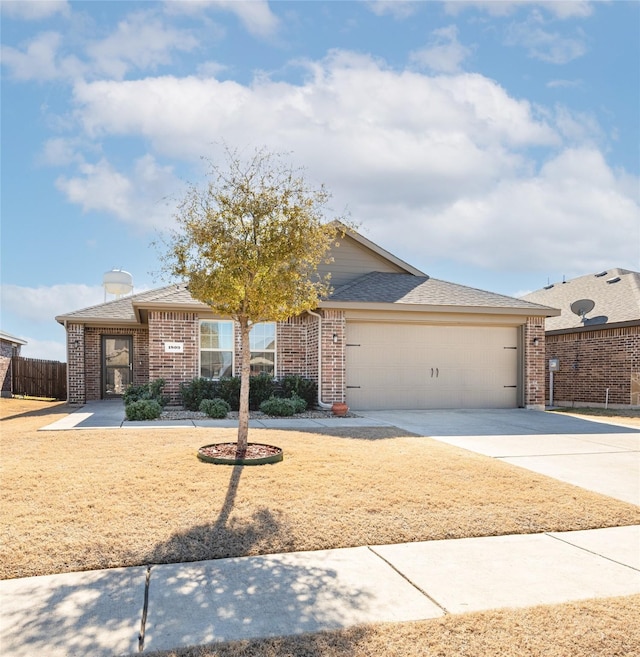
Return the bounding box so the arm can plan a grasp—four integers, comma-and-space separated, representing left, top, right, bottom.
2, 398, 638, 580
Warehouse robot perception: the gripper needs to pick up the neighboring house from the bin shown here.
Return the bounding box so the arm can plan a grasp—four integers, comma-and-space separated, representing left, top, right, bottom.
0, 330, 27, 397
56, 228, 558, 410
522, 268, 640, 408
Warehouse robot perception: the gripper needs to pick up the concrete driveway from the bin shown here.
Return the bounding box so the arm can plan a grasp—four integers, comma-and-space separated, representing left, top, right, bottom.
360, 409, 640, 506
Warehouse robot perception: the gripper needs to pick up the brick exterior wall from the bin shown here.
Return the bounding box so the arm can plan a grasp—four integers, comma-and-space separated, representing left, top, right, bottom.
67, 323, 85, 404
66, 324, 149, 404
319, 310, 346, 404
65, 309, 549, 409
148, 311, 198, 404
0, 339, 22, 396
546, 325, 640, 407
524, 316, 546, 410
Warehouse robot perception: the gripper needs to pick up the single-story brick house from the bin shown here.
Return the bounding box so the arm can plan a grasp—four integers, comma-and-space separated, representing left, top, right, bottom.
56, 228, 558, 410
522, 268, 640, 408
0, 330, 27, 397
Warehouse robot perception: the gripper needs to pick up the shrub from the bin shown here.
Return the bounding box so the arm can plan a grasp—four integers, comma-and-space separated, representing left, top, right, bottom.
199, 398, 231, 419
216, 377, 241, 411
260, 396, 296, 417
179, 378, 219, 411
249, 373, 275, 410
125, 399, 162, 421
290, 393, 307, 414
280, 375, 317, 409
124, 379, 167, 407
259, 394, 306, 417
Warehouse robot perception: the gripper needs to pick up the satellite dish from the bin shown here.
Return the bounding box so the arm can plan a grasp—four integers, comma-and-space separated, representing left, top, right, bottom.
103, 269, 133, 300
570, 298, 595, 321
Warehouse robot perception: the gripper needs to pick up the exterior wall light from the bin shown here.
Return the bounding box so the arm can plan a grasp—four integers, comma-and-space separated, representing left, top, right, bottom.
532, 337, 540, 346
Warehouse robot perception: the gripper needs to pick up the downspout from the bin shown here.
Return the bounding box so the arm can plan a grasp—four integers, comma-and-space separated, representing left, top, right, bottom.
306, 309, 333, 409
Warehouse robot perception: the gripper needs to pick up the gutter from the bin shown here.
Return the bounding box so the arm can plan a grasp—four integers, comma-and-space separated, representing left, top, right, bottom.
306, 309, 333, 410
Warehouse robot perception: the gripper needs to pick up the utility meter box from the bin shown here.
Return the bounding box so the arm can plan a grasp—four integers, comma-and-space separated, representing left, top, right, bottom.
549, 358, 560, 372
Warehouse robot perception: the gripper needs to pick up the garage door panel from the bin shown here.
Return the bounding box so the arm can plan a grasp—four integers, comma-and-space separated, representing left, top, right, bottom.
346, 323, 518, 410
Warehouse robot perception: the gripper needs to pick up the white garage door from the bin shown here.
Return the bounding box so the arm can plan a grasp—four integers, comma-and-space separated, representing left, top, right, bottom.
345, 323, 519, 410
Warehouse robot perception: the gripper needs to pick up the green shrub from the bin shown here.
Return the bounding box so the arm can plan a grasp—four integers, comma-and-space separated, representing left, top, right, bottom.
216, 377, 241, 411
280, 375, 317, 409
124, 379, 167, 407
260, 396, 296, 417
290, 393, 307, 414
259, 394, 306, 417
199, 398, 231, 419
125, 399, 162, 421
249, 373, 275, 410
179, 378, 219, 411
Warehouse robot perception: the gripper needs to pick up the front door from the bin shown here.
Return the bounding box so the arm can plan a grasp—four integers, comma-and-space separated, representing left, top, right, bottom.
102, 336, 133, 398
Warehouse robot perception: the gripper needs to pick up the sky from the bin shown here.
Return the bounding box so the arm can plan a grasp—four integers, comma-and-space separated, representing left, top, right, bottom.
1, 0, 639, 361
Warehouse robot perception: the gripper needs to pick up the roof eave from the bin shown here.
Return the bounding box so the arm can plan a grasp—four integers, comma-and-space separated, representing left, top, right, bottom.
56, 315, 144, 328
320, 300, 559, 316
546, 318, 640, 335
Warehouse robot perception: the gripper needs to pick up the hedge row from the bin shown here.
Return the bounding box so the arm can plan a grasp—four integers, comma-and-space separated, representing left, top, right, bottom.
179, 374, 317, 412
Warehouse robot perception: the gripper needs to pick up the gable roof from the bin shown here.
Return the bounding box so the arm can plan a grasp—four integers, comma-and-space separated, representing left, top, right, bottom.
521, 268, 640, 332
56, 285, 207, 326
325, 272, 558, 315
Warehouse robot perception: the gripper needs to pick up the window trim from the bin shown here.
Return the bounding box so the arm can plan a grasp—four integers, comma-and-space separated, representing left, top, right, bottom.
198, 320, 278, 379
249, 321, 277, 377
199, 319, 235, 380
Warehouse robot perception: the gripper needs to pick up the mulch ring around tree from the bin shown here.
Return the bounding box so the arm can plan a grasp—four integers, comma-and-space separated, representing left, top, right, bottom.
197, 442, 283, 465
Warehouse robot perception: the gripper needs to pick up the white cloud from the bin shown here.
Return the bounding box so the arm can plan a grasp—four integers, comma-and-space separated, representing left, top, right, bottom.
547, 78, 582, 89
165, 0, 279, 38
38, 138, 83, 166
58, 51, 637, 275
366, 1, 418, 19
444, 1, 594, 19
364, 147, 639, 275
1, 283, 105, 324
410, 25, 473, 74
0, 31, 84, 81
86, 11, 198, 80
505, 12, 588, 64
55, 155, 180, 229
1, 0, 70, 20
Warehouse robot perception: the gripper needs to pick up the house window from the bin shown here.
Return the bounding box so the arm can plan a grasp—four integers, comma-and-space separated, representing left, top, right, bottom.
199, 321, 276, 378
200, 321, 234, 379
250, 322, 276, 376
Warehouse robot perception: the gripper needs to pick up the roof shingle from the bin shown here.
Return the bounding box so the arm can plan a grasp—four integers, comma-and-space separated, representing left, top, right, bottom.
521, 268, 640, 330
329, 272, 555, 311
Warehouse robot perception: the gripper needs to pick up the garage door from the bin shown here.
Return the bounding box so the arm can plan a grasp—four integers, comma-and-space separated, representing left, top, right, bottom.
345, 323, 519, 410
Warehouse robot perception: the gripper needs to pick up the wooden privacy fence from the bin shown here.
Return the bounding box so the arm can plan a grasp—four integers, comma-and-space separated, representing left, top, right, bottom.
11, 357, 67, 400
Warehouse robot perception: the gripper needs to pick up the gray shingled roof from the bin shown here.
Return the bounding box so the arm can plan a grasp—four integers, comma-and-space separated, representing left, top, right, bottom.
328, 272, 555, 311
521, 268, 640, 331
57, 273, 556, 325
55, 285, 205, 324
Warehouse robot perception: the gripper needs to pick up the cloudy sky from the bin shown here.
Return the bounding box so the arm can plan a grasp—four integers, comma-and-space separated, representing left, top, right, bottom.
1, 0, 638, 361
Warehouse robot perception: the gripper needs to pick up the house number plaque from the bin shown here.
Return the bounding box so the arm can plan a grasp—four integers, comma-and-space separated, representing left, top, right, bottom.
164, 342, 184, 353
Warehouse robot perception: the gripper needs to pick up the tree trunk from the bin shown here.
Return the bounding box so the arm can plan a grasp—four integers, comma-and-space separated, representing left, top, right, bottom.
237, 318, 251, 454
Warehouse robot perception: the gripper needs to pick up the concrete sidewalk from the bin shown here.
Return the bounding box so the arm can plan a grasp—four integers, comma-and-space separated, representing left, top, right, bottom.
39, 400, 392, 431
2, 526, 639, 657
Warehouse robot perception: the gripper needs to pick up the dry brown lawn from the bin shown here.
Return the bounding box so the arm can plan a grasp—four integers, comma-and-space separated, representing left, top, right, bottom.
148, 594, 640, 657
2, 398, 638, 581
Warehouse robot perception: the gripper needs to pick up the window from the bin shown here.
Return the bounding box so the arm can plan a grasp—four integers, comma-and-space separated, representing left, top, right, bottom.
200, 321, 233, 379
250, 322, 276, 376
199, 321, 276, 378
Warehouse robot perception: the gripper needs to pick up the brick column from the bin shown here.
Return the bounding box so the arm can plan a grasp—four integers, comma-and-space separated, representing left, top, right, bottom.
67, 323, 86, 404
319, 310, 346, 404
524, 316, 546, 409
